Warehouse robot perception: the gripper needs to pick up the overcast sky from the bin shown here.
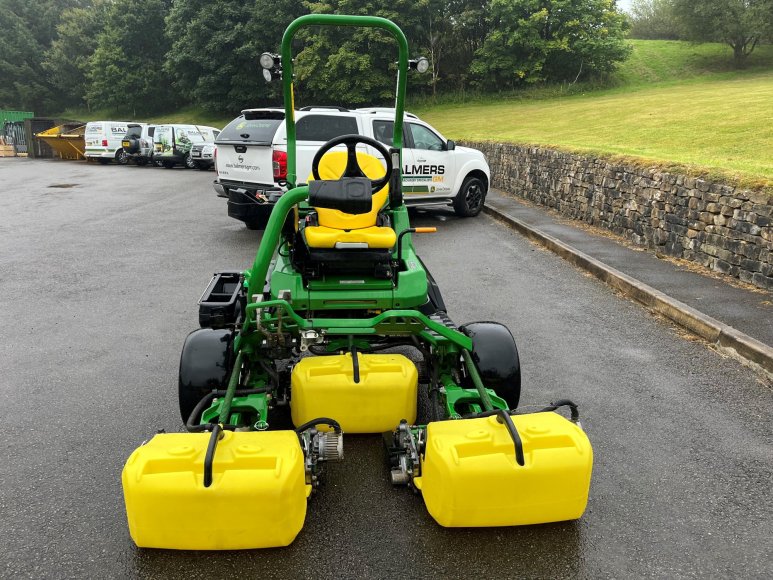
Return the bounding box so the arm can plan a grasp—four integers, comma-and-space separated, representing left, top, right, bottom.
618, 0, 633, 13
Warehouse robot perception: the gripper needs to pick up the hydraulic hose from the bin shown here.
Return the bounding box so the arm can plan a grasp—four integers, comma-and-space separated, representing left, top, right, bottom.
203, 423, 222, 488
185, 386, 268, 432
533, 399, 580, 423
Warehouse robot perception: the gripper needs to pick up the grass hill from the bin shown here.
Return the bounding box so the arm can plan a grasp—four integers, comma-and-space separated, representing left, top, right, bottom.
413, 40, 773, 189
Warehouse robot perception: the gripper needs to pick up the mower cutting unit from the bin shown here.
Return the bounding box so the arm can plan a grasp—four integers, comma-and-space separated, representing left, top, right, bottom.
122, 14, 593, 550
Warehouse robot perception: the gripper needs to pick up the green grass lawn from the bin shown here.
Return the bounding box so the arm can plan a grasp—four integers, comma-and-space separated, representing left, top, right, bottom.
413, 42, 773, 190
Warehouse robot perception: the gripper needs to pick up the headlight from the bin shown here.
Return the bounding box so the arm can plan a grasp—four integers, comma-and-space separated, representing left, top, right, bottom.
259, 52, 277, 69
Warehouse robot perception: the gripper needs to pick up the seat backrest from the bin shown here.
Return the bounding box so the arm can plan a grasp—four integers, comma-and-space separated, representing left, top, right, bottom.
307, 151, 389, 230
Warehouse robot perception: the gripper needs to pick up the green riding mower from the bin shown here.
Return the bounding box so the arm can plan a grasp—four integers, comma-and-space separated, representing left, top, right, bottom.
122, 14, 593, 550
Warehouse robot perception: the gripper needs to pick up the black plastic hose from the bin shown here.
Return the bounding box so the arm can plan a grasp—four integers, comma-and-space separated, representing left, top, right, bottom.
294, 417, 342, 434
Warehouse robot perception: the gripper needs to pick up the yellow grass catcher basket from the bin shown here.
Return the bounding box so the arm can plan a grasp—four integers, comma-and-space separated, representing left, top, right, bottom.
122, 430, 309, 550
291, 353, 418, 433
416, 412, 593, 527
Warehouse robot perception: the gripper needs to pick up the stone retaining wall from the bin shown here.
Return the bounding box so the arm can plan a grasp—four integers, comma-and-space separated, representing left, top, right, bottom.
469, 142, 773, 291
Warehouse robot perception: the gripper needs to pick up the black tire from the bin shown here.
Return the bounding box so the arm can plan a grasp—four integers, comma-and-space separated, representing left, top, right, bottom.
452, 175, 487, 217
97, 158, 110, 165
184, 152, 196, 169
162, 161, 175, 169
459, 321, 521, 409
178, 328, 233, 424
116, 148, 129, 165
153, 158, 164, 168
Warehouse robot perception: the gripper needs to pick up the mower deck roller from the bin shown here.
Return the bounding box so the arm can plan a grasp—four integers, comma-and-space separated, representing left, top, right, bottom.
416, 413, 593, 527
122, 431, 308, 550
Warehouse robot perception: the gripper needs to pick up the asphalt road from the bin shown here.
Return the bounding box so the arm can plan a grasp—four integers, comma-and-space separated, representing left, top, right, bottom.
1, 159, 771, 579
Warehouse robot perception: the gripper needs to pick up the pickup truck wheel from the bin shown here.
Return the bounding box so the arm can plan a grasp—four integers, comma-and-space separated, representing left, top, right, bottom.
184, 153, 196, 169
452, 176, 486, 217
116, 148, 129, 165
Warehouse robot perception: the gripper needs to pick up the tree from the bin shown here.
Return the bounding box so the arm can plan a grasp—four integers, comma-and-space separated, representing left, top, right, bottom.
629, 0, 682, 40
293, 0, 435, 107
672, 0, 773, 66
86, 0, 172, 116
43, 1, 110, 110
471, 0, 631, 89
0, 0, 81, 112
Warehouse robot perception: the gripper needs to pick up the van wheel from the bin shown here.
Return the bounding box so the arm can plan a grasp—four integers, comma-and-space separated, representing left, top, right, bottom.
453, 176, 487, 217
184, 153, 196, 169
116, 149, 129, 165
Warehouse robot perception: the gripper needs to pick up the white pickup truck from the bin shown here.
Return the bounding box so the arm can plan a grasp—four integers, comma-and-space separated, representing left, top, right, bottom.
213, 107, 490, 229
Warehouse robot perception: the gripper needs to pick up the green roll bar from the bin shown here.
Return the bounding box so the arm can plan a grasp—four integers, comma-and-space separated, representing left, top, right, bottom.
280, 14, 409, 188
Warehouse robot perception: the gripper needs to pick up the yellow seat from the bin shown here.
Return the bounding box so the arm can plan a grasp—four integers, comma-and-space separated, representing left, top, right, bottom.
305, 151, 396, 249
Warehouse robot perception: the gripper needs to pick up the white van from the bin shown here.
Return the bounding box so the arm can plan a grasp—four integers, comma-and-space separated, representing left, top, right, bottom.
84, 121, 140, 164
153, 124, 220, 169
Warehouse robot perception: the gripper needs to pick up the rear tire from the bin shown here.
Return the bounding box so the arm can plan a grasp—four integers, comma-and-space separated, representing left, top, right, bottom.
116, 148, 129, 165
453, 176, 487, 217
178, 328, 233, 424
459, 321, 521, 409
184, 153, 196, 169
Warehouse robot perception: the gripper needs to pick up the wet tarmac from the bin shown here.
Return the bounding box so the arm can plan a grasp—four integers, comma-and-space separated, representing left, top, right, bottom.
1, 159, 771, 578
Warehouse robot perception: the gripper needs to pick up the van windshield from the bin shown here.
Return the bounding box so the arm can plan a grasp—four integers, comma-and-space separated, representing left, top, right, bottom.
217, 116, 283, 143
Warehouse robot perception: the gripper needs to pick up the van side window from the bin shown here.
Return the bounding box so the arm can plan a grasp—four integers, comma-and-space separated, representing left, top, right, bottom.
296, 115, 358, 142
408, 123, 444, 151
148, 127, 155, 137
